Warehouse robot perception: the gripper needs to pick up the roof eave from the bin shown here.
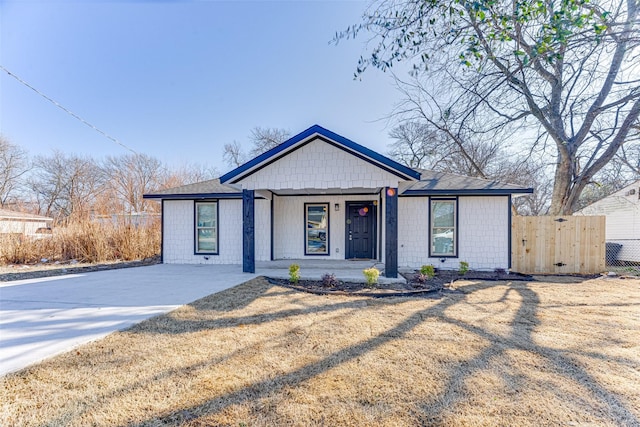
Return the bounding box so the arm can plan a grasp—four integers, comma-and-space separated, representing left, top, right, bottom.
401, 188, 534, 196
143, 193, 243, 200
0, 216, 54, 221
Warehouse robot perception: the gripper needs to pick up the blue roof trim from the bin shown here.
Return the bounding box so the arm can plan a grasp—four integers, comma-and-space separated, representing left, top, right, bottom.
143, 193, 243, 200
219, 124, 421, 183
401, 188, 534, 196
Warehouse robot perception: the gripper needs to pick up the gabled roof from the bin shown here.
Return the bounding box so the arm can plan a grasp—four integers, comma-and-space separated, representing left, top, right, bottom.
0, 208, 53, 221
143, 126, 533, 200
219, 124, 421, 184
575, 179, 640, 214
401, 170, 534, 196
143, 179, 241, 200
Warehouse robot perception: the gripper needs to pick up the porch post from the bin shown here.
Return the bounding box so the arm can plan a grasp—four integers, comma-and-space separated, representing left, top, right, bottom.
243, 189, 255, 273
385, 187, 398, 278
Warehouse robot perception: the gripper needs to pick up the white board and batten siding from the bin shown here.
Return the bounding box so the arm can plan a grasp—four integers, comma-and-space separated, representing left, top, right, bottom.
237, 138, 404, 191
398, 196, 510, 271
162, 199, 270, 264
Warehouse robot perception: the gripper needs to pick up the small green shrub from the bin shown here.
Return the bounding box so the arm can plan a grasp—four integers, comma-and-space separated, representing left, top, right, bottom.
289, 263, 300, 283
362, 267, 380, 286
459, 261, 469, 275
420, 264, 435, 279
321, 273, 340, 288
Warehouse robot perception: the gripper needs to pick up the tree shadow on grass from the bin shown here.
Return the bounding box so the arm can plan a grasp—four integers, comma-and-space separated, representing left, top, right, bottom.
40, 280, 386, 426
113, 279, 639, 426
130, 279, 375, 335
44, 309, 361, 427
416, 281, 639, 425
24, 277, 638, 426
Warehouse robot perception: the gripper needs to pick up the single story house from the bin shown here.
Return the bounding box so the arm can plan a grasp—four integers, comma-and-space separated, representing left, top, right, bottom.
0, 208, 53, 237
575, 180, 640, 263
144, 125, 533, 277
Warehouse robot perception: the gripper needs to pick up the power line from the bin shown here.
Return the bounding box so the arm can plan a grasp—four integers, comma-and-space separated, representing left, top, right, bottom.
0, 64, 138, 155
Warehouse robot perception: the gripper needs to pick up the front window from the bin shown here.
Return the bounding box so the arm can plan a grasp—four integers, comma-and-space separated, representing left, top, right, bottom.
305, 203, 329, 255
195, 202, 218, 254
430, 199, 456, 257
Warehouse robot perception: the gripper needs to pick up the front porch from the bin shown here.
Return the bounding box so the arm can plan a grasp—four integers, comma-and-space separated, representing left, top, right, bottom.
242, 187, 399, 278
255, 259, 407, 284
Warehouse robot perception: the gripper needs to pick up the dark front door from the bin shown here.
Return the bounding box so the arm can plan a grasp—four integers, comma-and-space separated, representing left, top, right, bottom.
345, 202, 376, 259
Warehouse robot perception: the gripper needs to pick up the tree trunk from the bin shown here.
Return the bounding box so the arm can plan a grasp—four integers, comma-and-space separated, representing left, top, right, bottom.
549, 152, 573, 215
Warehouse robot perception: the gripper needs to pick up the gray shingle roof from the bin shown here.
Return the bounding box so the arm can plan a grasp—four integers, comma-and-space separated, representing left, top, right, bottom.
402, 170, 533, 195
144, 171, 533, 199
143, 179, 241, 199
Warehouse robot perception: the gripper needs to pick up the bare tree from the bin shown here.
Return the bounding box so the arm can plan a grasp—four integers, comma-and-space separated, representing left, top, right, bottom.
223, 141, 246, 168
388, 119, 500, 177
248, 127, 290, 157
101, 153, 166, 215
338, 0, 640, 214
387, 122, 443, 169
161, 162, 220, 189
500, 158, 554, 215
614, 139, 640, 177
0, 136, 29, 207
223, 127, 290, 167
29, 150, 102, 221
388, 119, 553, 214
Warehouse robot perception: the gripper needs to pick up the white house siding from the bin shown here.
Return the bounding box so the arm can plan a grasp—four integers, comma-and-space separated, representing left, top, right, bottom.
237, 138, 404, 191
576, 182, 640, 261
255, 199, 271, 261
398, 196, 510, 271
162, 200, 237, 264
273, 193, 383, 260
458, 196, 509, 270
397, 197, 429, 267
162, 200, 194, 263
163, 199, 270, 264
0, 219, 50, 236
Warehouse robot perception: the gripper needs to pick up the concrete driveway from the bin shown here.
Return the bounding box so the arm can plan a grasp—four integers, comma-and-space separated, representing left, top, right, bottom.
0, 264, 257, 376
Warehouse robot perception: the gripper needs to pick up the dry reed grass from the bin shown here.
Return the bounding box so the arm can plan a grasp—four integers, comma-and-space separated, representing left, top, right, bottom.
0, 220, 160, 265
1, 276, 639, 426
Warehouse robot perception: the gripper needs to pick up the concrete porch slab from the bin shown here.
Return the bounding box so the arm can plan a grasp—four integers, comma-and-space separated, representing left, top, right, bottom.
255, 259, 407, 284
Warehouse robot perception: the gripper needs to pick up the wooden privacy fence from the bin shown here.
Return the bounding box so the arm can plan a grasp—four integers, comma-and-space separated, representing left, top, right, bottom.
511, 215, 605, 274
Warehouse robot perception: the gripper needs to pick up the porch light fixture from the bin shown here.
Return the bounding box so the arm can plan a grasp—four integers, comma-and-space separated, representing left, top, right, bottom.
335, 203, 340, 211
386, 188, 396, 197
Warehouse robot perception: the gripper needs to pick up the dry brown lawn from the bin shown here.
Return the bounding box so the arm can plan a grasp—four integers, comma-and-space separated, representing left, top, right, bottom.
1, 276, 639, 426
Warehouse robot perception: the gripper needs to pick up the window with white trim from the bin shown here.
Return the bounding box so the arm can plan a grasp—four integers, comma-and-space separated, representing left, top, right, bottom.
195, 202, 218, 254
430, 199, 456, 257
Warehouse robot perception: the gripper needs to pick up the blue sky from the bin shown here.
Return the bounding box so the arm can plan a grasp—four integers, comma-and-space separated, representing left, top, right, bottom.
0, 0, 408, 175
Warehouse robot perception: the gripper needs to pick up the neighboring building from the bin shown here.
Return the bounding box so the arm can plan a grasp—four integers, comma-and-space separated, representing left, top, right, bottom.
144, 125, 533, 276
576, 180, 640, 264
93, 212, 161, 227
0, 208, 53, 237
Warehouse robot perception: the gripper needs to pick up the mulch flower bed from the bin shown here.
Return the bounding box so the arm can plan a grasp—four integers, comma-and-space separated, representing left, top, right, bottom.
267, 269, 535, 298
